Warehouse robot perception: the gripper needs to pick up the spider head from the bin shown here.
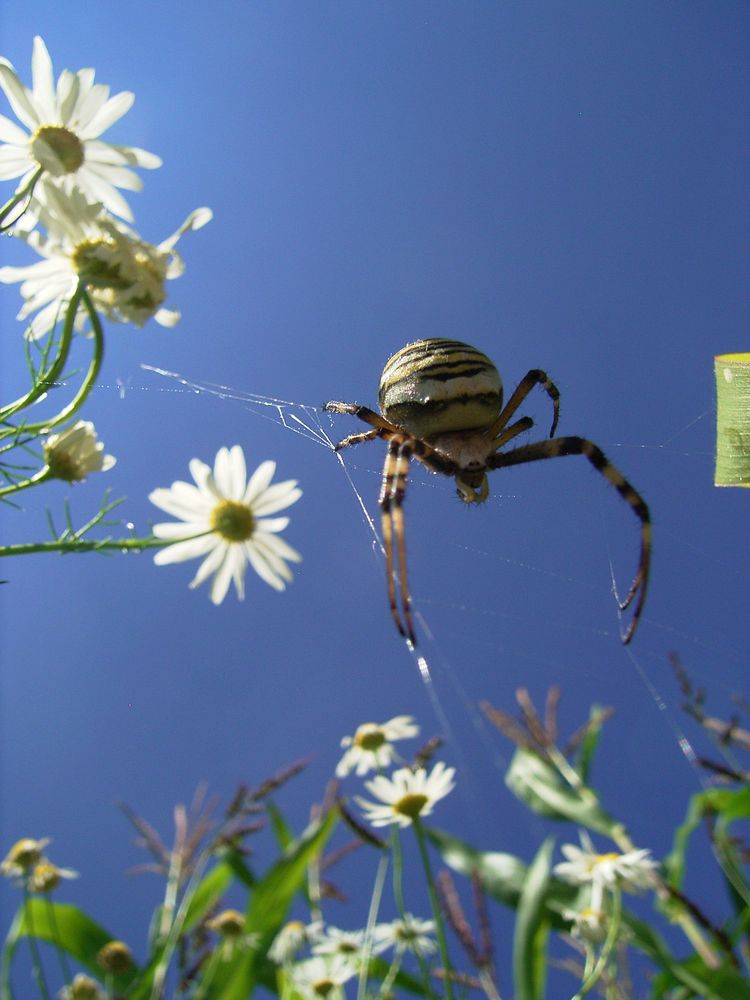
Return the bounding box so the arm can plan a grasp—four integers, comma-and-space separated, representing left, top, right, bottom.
456, 470, 489, 504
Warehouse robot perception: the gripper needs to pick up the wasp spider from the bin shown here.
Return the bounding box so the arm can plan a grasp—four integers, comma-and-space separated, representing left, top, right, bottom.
325, 338, 651, 646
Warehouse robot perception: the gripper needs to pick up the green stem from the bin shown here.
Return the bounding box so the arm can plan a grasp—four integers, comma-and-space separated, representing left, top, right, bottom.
572, 888, 622, 1000
0, 537, 169, 558
21, 890, 51, 1000
0, 283, 85, 424
23, 290, 105, 436
0, 468, 51, 498
0, 166, 43, 230
390, 826, 406, 919
358, 851, 389, 1000
413, 819, 453, 1000
43, 897, 74, 986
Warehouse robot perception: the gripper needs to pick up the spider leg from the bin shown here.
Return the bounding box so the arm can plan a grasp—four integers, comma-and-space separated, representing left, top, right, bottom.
492, 415, 534, 451
380, 438, 416, 644
333, 428, 380, 450
487, 370, 560, 441
489, 436, 651, 643
324, 401, 402, 438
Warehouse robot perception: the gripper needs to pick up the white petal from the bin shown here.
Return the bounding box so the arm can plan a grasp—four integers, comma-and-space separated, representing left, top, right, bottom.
78, 90, 134, 138
256, 530, 302, 564
0, 112, 29, 144
245, 542, 286, 591
244, 460, 276, 505
153, 533, 216, 564
251, 481, 302, 517
0, 61, 40, 130
30, 37, 56, 122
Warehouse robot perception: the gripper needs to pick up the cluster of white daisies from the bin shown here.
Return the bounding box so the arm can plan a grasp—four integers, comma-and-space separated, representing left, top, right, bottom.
0, 39, 301, 605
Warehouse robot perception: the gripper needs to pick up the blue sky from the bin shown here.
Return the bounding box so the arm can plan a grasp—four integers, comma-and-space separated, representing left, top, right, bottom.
1, 1, 749, 993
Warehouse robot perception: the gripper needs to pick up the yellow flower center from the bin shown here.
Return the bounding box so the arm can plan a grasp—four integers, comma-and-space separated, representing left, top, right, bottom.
355, 727, 386, 752
312, 978, 335, 997
72, 240, 131, 289
30, 125, 84, 174
595, 852, 621, 865
393, 792, 429, 820
211, 500, 255, 542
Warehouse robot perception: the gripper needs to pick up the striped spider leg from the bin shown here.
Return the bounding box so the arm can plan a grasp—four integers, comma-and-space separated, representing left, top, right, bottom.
324, 401, 458, 644
489, 437, 651, 643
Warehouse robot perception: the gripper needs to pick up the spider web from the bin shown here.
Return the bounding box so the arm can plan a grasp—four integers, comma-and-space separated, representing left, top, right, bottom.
131, 365, 733, 785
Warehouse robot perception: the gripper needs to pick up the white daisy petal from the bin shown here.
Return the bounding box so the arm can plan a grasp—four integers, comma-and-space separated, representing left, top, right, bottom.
251, 481, 302, 516
243, 460, 276, 504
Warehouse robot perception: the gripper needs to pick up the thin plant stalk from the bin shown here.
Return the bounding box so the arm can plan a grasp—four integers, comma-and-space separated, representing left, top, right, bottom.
413, 818, 454, 1000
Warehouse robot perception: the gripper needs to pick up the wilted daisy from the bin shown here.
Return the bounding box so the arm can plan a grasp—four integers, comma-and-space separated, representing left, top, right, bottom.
150, 447, 302, 605
289, 954, 358, 999
28, 860, 79, 894
43, 420, 115, 482
554, 831, 658, 912
561, 905, 610, 944
268, 919, 323, 964
0, 183, 211, 340
0, 837, 51, 879
58, 973, 106, 1000
96, 940, 132, 975
355, 762, 455, 829
336, 715, 419, 777
374, 914, 437, 957
0, 36, 160, 223
205, 909, 259, 959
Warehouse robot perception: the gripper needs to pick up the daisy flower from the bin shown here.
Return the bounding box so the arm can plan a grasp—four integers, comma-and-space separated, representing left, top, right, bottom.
205, 909, 260, 959
554, 830, 659, 912
336, 715, 419, 777
43, 419, 115, 482
149, 446, 302, 606
0, 837, 51, 879
268, 920, 323, 964
0, 36, 160, 223
28, 860, 79, 894
355, 762, 455, 829
96, 941, 132, 975
58, 974, 106, 1000
374, 914, 437, 957
0, 183, 211, 340
288, 954, 358, 999
311, 925, 386, 960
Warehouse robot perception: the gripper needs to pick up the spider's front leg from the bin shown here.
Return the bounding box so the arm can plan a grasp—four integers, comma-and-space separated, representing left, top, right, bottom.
380, 437, 417, 645
323, 401, 401, 449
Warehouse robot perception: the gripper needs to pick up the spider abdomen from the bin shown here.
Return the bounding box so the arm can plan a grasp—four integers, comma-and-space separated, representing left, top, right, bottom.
378, 338, 503, 440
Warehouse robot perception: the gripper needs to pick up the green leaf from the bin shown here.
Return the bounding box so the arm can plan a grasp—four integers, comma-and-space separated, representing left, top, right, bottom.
266, 800, 295, 852
663, 786, 750, 918
575, 704, 609, 784
208, 806, 339, 1000
505, 748, 617, 835
3, 899, 138, 990
182, 860, 236, 933
428, 827, 578, 929
513, 838, 553, 1000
